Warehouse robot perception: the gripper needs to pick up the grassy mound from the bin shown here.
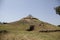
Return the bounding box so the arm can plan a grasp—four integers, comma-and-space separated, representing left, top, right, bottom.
0, 15, 60, 40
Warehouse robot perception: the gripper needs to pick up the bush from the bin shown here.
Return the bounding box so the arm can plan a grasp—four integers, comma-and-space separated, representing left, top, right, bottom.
58, 25, 60, 27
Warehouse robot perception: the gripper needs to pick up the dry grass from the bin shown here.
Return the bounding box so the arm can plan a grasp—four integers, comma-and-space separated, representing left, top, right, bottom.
0, 17, 60, 40
0, 31, 60, 40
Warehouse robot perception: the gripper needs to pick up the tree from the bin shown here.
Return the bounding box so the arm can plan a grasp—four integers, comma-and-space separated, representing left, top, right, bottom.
58, 25, 60, 27
55, 6, 60, 15
55, 6, 60, 26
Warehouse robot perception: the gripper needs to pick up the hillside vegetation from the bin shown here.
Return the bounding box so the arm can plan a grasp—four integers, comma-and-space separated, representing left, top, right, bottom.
0, 15, 60, 40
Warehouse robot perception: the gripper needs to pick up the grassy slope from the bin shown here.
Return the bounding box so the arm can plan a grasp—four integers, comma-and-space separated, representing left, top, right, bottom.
0, 18, 60, 31
0, 18, 60, 40
0, 31, 60, 40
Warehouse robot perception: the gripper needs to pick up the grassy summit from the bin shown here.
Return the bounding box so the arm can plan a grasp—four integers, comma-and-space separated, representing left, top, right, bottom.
0, 15, 59, 31
0, 15, 60, 40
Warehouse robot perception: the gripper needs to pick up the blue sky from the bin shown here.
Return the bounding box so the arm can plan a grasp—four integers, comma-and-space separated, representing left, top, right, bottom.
0, 0, 60, 25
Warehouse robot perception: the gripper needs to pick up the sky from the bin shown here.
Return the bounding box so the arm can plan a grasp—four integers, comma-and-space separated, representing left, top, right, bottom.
0, 0, 60, 25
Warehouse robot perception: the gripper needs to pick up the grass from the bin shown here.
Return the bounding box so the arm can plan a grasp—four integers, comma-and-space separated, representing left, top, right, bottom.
0, 17, 60, 40
0, 31, 60, 40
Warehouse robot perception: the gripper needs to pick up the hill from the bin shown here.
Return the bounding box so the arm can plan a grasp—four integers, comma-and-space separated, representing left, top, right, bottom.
0, 15, 60, 40
0, 15, 59, 31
